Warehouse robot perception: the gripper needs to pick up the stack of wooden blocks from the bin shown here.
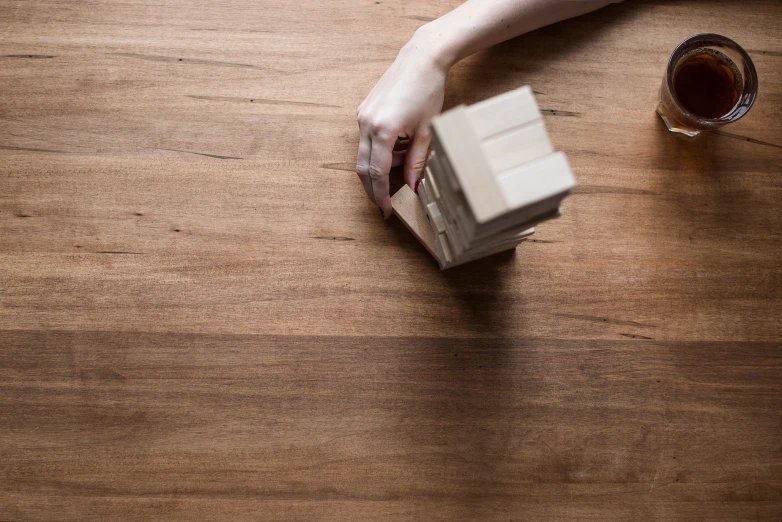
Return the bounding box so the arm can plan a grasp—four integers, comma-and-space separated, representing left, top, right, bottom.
391, 86, 576, 269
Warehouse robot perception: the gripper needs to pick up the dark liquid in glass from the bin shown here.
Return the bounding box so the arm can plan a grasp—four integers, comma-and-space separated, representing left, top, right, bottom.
673, 50, 740, 119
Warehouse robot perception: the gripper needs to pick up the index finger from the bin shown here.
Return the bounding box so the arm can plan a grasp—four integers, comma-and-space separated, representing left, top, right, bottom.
356, 128, 374, 202
368, 133, 395, 219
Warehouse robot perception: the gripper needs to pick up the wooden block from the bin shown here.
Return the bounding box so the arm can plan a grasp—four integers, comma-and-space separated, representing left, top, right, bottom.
419, 181, 453, 249
418, 177, 432, 207
498, 152, 575, 210
429, 150, 511, 245
440, 216, 469, 257
424, 165, 441, 201
426, 203, 446, 234
458, 227, 534, 258
442, 239, 523, 270
454, 204, 480, 239
482, 120, 554, 175
428, 145, 461, 193
419, 171, 467, 253
425, 155, 477, 247
431, 108, 505, 224
438, 232, 453, 264
500, 206, 563, 236
480, 226, 536, 248
432, 231, 448, 270
465, 86, 541, 140
391, 185, 442, 266
417, 179, 448, 266
464, 199, 561, 242
459, 238, 523, 260
426, 159, 464, 222
426, 153, 463, 234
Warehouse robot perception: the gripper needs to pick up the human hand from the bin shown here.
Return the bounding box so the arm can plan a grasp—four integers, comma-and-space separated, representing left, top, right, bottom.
356, 28, 449, 218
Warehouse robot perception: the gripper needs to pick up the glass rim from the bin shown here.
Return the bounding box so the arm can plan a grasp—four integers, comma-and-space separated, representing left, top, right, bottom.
665, 33, 758, 125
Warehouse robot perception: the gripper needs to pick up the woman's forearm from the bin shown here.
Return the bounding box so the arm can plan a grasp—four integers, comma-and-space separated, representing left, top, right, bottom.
417, 0, 624, 70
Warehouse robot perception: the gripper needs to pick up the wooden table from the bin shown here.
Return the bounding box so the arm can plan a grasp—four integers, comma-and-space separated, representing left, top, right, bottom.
2, 0, 781, 519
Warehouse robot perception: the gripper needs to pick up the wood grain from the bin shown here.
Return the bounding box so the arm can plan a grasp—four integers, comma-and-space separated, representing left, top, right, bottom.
1, 0, 781, 520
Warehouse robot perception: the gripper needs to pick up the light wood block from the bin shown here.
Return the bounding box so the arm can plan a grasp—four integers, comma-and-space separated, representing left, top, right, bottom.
424, 165, 441, 201
426, 203, 446, 234
442, 240, 523, 270
498, 152, 575, 210
465, 86, 541, 140
425, 151, 479, 247
425, 158, 465, 224
431, 108, 505, 224
458, 225, 535, 257
438, 233, 453, 265
420, 180, 468, 257
418, 177, 432, 207
391, 185, 442, 266
429, 142, 463, 194
419, 180, 450, 239
460, 200, 561, 243
482, 120, 554, 175
418, 173, 466, 253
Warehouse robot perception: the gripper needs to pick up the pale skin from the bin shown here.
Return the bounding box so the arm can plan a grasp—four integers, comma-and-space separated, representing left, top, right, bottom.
356, 0, 624, 218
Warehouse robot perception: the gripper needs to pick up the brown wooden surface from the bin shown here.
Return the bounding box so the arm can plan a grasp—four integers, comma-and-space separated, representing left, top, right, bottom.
2, 0, 781, 520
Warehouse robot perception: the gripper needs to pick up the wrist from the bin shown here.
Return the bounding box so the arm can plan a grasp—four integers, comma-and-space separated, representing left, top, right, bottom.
410, 21, 461, 72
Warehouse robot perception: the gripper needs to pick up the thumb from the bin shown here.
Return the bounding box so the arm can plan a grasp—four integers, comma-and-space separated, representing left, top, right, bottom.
403, 128, 431, 189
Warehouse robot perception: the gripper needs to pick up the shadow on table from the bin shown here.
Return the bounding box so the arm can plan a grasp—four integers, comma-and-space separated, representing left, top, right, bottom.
436, 251, 520, 335
385, 185, 533, 516
389, 308, 536, 515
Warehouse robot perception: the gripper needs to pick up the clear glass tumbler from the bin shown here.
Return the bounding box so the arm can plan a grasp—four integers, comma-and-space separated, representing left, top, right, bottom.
657, 34, 758, 137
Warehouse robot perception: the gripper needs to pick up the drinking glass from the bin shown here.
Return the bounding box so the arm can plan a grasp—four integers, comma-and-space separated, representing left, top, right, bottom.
657, 34, 758, 137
